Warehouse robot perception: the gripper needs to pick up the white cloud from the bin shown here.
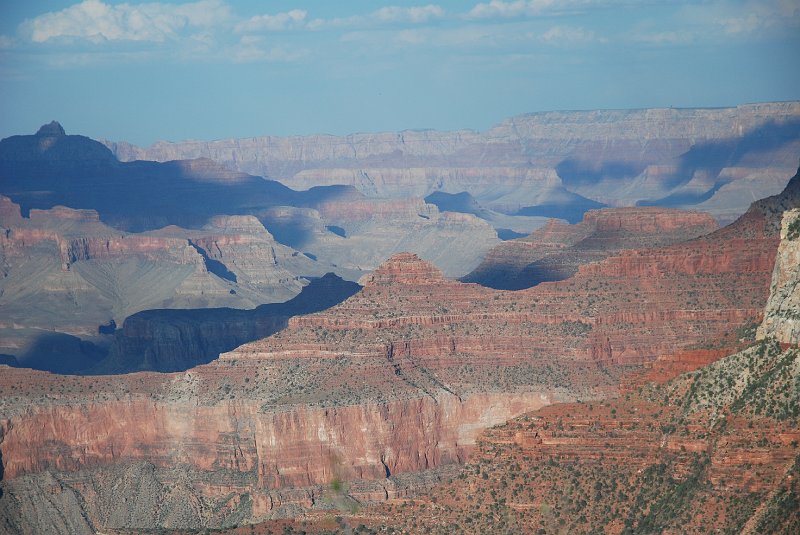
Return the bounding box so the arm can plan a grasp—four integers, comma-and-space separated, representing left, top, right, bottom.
231, 35, 306, 63
307, 4, 445, 30
467, 0, 550, 19
465, 0, 648, 19
371, 5, 445, 24
235, 9, 307, 33
21, 0, 231, 43
538, 25, 599, 45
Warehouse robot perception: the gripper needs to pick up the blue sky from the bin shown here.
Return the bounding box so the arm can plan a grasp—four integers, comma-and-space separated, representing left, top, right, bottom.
0, 0, 798, 145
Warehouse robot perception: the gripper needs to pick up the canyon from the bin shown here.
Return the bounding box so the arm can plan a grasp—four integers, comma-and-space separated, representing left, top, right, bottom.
1, 165, 795, 533
0, 125, 502, 371
352, 211, 800, 534
106, 103, 800, 225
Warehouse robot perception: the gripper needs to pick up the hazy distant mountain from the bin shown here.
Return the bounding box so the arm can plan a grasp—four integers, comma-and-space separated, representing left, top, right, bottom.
106, 102, 800, 225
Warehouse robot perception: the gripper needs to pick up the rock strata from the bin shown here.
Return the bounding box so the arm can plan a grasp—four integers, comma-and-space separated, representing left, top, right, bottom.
105, 103, 800, 222
0, 168, 797, 532
464, 206, 719, 289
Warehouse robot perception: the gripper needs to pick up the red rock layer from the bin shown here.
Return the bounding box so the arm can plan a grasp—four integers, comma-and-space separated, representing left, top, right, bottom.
353, 342, 800, 535
464, 206, 719, 289
0, 196, 783, 529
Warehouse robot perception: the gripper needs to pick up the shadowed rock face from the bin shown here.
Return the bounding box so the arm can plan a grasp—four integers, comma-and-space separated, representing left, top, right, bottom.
105, 103, 800, 223
94, 273, 361, 374
0, 124, 501, 282
0, 122, 353, 232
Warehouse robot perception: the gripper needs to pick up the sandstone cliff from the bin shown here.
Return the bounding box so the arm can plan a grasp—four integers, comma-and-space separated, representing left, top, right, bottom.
362, 340, 799, 534
0, 219, 777, 531
297, 171, 800, 535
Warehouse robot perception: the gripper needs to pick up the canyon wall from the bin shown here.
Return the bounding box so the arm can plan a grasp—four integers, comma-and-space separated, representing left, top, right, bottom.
105, 103, 800, 223
757, 209, 800, 344
0, 169, 796, 532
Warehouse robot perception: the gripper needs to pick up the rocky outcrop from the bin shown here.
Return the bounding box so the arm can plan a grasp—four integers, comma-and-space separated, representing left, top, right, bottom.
757, 209, 800, 344
105, 103, 800, 222
464, 206, 719, 289
0, 196, 331, 372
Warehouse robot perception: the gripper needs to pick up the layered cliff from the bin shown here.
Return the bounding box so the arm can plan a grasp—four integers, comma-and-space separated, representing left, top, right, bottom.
0, 168, 795, 532
0, 215, 778, 531
105, 103, 800, 223
333, 171, 800, 535
464, 206, 718, 289
0, 196, 330, 372
365, 340, 799, 534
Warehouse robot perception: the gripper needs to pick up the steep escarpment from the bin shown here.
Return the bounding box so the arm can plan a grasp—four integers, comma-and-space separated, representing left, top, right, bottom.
0, 218, 777, 530
757, 209, 800, 344
0, 168, 794, 532
338, 173, 800, 535
106, 103, 800, 223
464, 206, 718, 289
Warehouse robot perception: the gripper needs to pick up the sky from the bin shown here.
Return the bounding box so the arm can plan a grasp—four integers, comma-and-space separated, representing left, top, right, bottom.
0, 0, 798, 146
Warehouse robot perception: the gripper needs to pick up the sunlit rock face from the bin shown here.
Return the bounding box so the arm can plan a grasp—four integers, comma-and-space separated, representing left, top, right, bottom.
758, 208, 800, 345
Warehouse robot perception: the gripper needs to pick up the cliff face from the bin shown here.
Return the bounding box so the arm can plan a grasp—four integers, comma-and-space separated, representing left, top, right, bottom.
0, 197, 330, 372
757, 209, 800, 344
464, 206, 719, 289
366, 340, 799, 534
340, 175, 800, 535
105, 103, 800, 223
